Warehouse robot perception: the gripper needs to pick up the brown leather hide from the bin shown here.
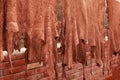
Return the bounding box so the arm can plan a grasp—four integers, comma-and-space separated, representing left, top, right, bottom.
107, 0, 120, 53
62, 0, 106, 70
0, 0, 19, 60
23, 0, 58, 79
0, 0, 19, 72
4, 0, 19, 55
0, 0, 4, 61
62, 0, 88, 68
86, 0, 106, 67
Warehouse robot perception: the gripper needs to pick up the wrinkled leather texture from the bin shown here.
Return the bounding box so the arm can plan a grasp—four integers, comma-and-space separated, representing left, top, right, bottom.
0, 1, 58, 79
0, 0, 4, 61
17, 0, 58, 79
62, 0, 106, 68
107, 0, 120, 53
0, 0, 19, 61
1, 0, 120, 79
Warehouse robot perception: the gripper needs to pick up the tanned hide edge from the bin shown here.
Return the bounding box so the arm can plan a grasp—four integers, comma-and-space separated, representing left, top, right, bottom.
19, 0, 58, 79
1, 0, 19, 73
0, 0, 4, 61
61, 0, 107, 79
107, 0, 120, 74
43, 1, 58, 79
14, 0, 58, 79
86, 1, 107, 72
61, 0, 88, 69
107, 0, 120, 53
61, 0, 88, 79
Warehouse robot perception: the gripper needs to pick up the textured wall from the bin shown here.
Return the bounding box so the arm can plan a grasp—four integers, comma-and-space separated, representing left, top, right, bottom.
0, 53, 119, 80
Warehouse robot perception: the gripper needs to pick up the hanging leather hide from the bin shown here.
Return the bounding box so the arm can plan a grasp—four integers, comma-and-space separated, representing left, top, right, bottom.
107, 0, 120, 53
6, 0, 19, 72
0, 0, 19, 72
61, 1, 89, 80
61, 0, 88, 69
13, 1, 58, 79
21, 0, 58, 79
86, 0, 106, 67
0, 0, 4, 61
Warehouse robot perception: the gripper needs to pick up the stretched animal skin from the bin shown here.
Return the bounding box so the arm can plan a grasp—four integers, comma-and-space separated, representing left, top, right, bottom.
86, 0, 106, 68
61, 0, 106, 79
61, 0, 88, 69
61, 0, 88, 79
0, 0, 4, 61
107, 0, 120, 53
22, 0, 58, 79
